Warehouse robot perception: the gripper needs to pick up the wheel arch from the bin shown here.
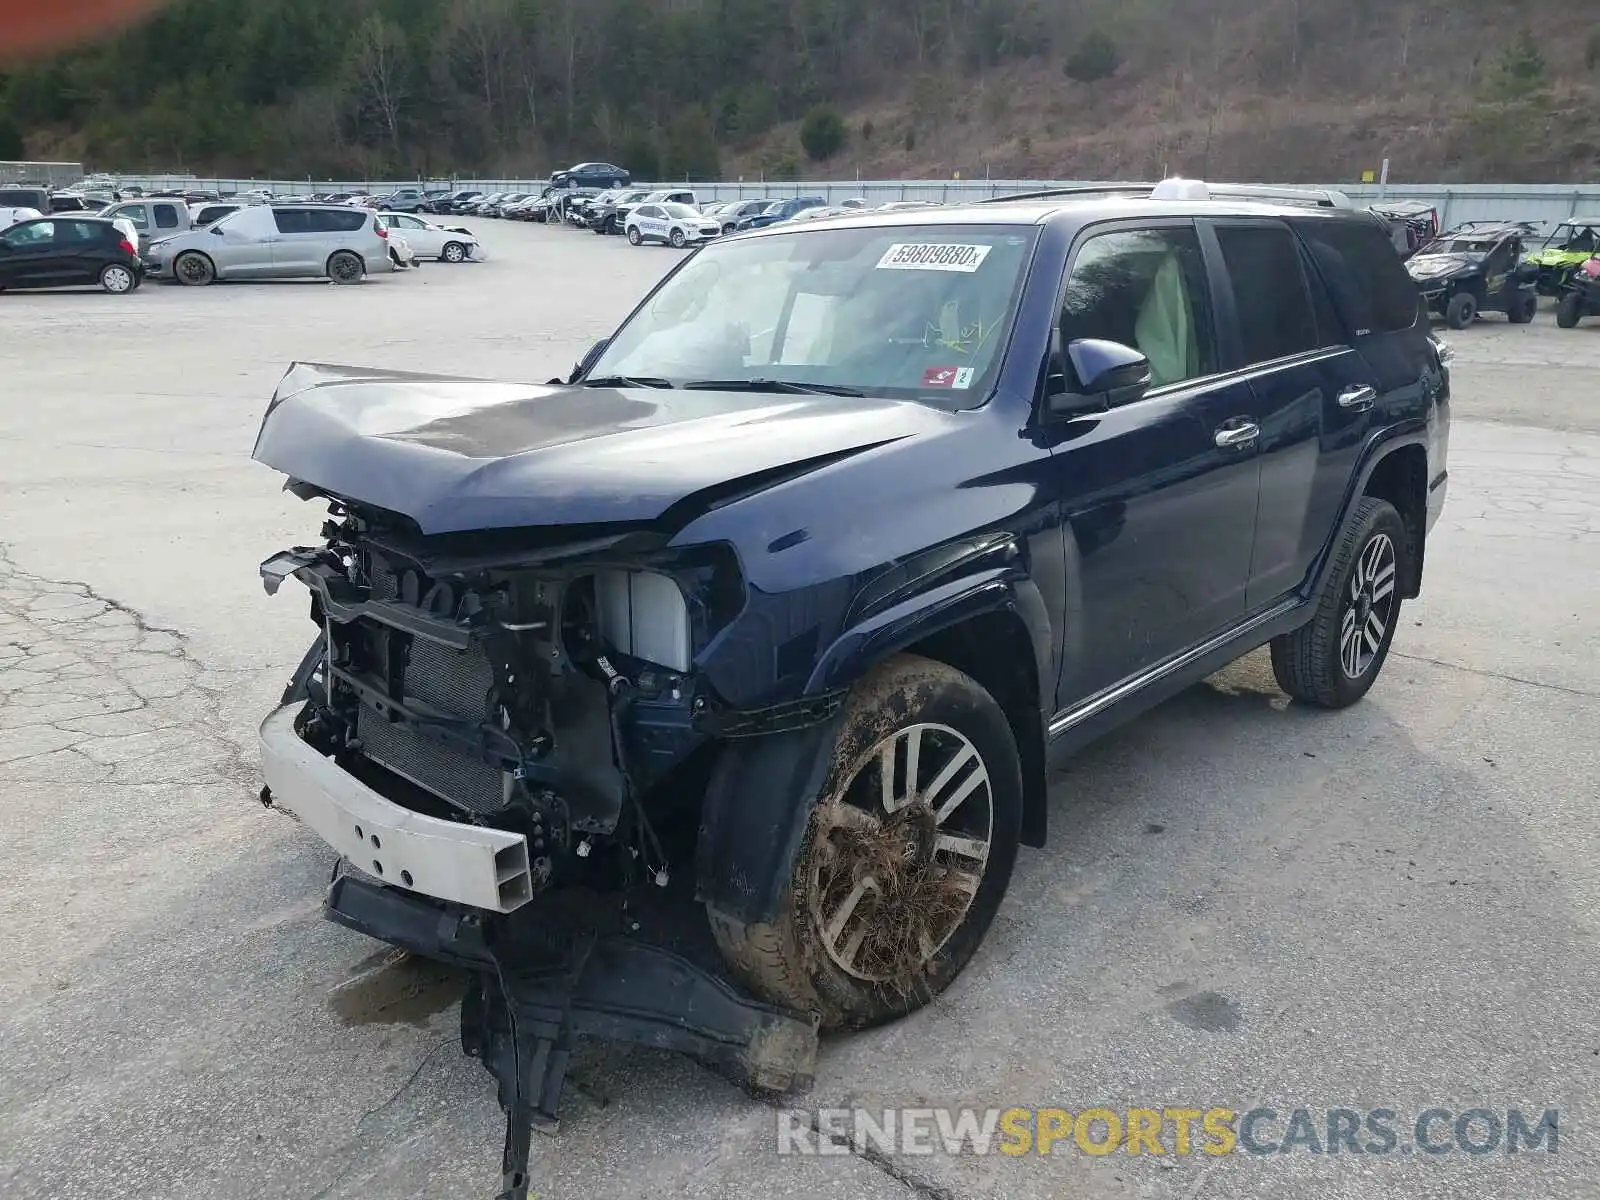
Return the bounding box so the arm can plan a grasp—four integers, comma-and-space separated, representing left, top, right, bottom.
696, 571, 1053, 925
1359, 442, 1429, 599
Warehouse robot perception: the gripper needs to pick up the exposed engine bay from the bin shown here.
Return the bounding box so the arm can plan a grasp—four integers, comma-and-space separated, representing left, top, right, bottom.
265, 496, 754, 903
260, 497, 820, 1200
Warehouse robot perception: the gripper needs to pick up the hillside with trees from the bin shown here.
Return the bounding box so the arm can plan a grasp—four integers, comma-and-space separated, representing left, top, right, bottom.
1, 0, 1596, 182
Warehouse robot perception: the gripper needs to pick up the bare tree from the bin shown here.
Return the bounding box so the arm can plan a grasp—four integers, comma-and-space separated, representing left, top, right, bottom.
450, 0, 514, 130
355, 14, 410, 158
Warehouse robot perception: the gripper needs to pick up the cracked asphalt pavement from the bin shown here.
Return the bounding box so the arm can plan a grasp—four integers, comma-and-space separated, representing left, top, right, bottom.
2, 222, 1598, 1200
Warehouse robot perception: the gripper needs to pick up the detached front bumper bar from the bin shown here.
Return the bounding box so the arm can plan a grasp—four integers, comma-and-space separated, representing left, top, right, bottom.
324, 872, 820, 1200
260, 702, 534, 912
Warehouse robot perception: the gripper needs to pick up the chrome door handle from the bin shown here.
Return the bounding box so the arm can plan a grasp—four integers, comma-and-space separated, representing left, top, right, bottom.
1214, 422, 1260, 448
1338, 384, 1377, 411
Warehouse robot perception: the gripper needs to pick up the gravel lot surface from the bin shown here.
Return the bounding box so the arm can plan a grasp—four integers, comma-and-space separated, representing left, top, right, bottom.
2, 219, 1597, 1200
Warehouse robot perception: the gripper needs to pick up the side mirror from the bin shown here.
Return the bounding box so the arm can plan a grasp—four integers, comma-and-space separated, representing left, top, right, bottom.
210, 225, 225, 236
1046, 335, 1152, 416
570, 337, 609, 383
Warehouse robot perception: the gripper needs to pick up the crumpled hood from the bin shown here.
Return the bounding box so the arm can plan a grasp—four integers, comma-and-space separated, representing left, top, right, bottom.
252, 362, 947, 534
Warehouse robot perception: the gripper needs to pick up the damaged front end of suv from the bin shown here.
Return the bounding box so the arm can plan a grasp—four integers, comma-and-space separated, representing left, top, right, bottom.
252, 217, 1061, 1198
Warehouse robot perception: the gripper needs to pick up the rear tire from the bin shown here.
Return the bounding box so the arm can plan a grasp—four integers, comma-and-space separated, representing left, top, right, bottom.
1445, 292, 1477, 329
327, 250, 364, 284
1507, 290, 1537, 324
1557, 292, 1584, 329
709, 654, 1023, 1031
99, 263, 135, 294
1270, 497, 1406, 709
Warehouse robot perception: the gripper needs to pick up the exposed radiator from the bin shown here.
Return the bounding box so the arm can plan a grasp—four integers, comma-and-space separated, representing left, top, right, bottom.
357, 702, 508, 815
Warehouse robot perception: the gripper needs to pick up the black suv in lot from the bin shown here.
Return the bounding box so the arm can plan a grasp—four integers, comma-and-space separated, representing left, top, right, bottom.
252, 179, 1449, 1190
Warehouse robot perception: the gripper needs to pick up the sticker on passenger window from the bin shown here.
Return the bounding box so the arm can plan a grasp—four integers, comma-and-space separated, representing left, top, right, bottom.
877, 243, 992, 272
921, 366, 976, 388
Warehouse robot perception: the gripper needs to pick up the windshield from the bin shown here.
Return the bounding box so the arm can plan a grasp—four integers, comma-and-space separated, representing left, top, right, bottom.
587, 222, 1038, 405
662, 203, 700, 218
1548, 223, 1598, 252
1417, 236, 1495, 255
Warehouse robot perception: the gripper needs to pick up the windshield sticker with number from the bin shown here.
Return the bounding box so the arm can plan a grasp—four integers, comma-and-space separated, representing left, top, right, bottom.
921, 366, 977, 388
876, 243, 993, 273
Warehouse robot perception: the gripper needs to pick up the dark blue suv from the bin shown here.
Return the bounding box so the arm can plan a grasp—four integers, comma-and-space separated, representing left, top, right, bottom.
733, 193, 828, 230
252, 180, 1450, 1166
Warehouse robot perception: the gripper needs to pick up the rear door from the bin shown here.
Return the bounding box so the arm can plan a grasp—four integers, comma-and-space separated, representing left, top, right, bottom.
150, 200, 186, 245
55, 219, 110, 284
1202, 218, 1382, 607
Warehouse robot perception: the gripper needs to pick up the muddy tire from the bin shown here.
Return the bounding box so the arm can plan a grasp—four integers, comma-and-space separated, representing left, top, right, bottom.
709, 654, 1023, 1030
1270, 497, 1406, 709
1557, 292, 1584, 329
1445, 292, 1477, 329
1507, 290, 1537, 325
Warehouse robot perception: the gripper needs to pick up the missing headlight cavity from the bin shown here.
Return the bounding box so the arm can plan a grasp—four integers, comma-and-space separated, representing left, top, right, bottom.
592, 569, 692, 672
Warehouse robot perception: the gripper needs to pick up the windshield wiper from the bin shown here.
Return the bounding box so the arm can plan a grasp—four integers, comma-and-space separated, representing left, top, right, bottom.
682, 377, 865, 397
580, 374, 675, 389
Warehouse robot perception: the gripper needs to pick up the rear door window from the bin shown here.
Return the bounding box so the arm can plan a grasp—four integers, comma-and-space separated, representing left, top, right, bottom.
1294, 217, 1422, 336
153, 203, 181, 229
273, 208, 313, 234
308, 209, 368, 232
1213, 224, 1319, 365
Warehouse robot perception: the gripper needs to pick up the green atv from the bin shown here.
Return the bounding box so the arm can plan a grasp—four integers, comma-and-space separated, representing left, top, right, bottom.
1524, 217, 1600, 297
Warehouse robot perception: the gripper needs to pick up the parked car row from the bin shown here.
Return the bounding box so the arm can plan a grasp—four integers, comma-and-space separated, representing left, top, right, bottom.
0, 201, 487, 294
525, 186, 949, 251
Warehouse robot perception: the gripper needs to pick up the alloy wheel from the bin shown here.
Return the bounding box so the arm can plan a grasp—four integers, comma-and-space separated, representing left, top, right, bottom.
1340, 533, 1397, 679
101, 265, 133, 294
808, 722, 992, 984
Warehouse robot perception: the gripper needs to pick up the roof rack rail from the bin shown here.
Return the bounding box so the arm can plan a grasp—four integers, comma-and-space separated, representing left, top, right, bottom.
982, 180, 1354, 209
979, 183, 1156, 204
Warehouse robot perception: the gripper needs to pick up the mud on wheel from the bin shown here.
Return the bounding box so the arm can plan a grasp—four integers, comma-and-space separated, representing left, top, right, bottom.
710, 654, 1022, 1030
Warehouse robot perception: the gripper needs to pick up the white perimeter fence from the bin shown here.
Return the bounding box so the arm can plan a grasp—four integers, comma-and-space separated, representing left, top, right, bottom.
82, 175, 1600, 229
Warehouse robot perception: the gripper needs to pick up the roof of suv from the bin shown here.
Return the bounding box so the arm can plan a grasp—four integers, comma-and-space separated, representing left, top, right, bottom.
732, 194, 1383, 239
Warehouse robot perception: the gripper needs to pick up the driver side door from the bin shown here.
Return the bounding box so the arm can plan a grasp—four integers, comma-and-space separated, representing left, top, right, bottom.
1039, 220, 1265, 708
0, 220, 67, 287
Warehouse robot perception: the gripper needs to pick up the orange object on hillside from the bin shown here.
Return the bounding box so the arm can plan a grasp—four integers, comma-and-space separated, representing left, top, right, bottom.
0, 0, 166, 58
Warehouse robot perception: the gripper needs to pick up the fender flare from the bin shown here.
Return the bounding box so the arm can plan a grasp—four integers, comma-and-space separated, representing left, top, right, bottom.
1306, 422, 1431, 603
696, 566, 1054, 925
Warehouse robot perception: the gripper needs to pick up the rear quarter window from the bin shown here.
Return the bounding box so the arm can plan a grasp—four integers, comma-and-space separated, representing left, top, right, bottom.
1295, 217, 1422, 336
309, 209, 370, 233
